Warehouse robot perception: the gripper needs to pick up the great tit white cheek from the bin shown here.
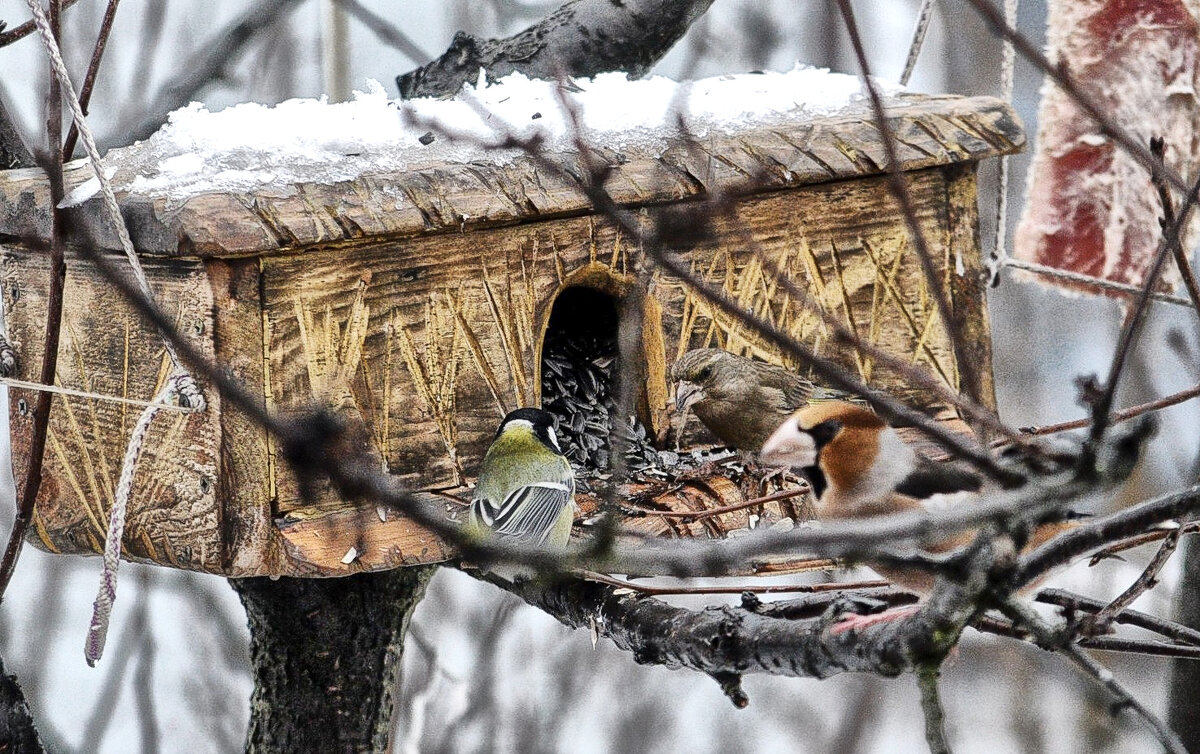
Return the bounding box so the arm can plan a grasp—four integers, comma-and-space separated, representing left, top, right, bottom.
546, 425, 561, 452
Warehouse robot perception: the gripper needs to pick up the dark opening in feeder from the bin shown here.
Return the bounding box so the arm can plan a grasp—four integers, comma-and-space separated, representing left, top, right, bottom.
540, 286, 661, 481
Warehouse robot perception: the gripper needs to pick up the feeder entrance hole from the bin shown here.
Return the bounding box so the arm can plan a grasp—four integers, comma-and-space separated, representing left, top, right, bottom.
540, 286, 659, 476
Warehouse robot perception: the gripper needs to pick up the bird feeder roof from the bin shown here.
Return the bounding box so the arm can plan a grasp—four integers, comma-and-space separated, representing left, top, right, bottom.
0, 69, 1022, 258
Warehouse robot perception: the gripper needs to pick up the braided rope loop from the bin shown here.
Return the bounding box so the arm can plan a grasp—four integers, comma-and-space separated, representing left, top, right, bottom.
84, 374, 188, 666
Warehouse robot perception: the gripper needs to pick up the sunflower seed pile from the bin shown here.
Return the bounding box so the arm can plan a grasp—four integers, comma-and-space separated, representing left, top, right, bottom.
541, 326, 663, 480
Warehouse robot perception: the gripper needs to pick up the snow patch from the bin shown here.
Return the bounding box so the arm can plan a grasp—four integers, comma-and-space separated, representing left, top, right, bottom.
82, 68, 902, 206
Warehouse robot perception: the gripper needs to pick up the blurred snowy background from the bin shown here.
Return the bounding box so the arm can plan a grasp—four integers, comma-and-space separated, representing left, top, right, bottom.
0, 1, 1197, 752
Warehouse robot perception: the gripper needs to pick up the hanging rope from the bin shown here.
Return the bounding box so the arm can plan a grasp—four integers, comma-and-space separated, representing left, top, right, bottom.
84, 373, 188, 666
0, 376, 200, 412
900, 0, 937, 86
1003, 258, 1194, 308
987, 0, 1020, 286
22, 0, 206, 665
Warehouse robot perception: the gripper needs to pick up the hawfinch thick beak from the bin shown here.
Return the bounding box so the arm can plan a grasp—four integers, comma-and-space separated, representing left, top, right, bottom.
761, 418, 819, 468
675, 381, 704, 412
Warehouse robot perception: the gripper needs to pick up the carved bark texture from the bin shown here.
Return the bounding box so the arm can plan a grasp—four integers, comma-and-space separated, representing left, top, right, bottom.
231, 566, 435, 753
396, 0, 717, 99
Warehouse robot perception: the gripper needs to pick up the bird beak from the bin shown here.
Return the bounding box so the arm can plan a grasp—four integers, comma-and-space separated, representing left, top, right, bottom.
675, 381, 704, 412
761, 419, 819, 468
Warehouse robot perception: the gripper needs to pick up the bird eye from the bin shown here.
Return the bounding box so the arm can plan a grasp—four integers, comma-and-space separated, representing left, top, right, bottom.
697, 365, 712, 381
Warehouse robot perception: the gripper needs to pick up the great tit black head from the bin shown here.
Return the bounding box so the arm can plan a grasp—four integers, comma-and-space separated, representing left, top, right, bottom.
496, 407, 563, 454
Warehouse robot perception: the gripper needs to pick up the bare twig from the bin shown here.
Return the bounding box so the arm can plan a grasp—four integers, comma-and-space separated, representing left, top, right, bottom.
1080, 637, 1200, 660
961, 0, 1191, 196
130, 1, 166, 106
999, 599, 1186, 754
1087, 522, 1200, 564
332, 0, 431, 64
120, 0, 305, 145
1061, 640, 1186, 753
580, 572, 886, 596
1089, 167, 1200, 443
1150, 136, 1200, 319
624, 486, 809, 520
0, 0, 79, 47
1094, 526, 1182, 624
0, 5, 66, 602
62, 0, 122, 157
1016, 484, 1200, 587
835, 0, 983, 408
974, 615, 1200, 658
1019, 382, 1200, 436
1035, 589, 1200, 647
917, 663, 952, 754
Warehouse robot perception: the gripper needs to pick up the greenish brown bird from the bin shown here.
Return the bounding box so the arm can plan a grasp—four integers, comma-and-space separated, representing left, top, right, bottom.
670, 348, 850, 453
467, 408, 578, 550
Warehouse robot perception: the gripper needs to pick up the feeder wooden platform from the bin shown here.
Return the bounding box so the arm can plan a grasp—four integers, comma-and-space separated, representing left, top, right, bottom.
0, 92, 1022, 577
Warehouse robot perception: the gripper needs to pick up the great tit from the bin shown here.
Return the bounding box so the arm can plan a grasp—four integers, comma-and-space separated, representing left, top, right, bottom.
468, 408, 578, 551
670, 348, 856, 453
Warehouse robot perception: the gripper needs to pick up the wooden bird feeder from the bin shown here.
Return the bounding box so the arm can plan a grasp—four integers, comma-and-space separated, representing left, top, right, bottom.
0, 87, 1023, 577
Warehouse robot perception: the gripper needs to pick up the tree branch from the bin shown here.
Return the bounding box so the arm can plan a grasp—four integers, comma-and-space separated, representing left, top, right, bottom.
471, 534, 1001, 703
0, 0, 79, 48
1015, 483, 1200, 587
0, 4, 67, 602
999, 599, 1186, 754
917, 663, 952, 754
62, 0, 123, 157
396, 0, 716, 98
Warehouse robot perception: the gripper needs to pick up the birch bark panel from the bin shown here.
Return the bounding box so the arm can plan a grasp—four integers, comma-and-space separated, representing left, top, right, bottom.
206, 257, 284, 575
1, 246, 223, 570
663, 168, 972, 415
261, 217, 637, 512
261, 163, 986, 519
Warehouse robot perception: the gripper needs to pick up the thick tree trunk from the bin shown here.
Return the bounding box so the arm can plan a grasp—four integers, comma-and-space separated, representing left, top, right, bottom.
231, 566, 436, 753
0, 655, 44, 754
1168, 539, 1200, 751
0, 96, 32, 170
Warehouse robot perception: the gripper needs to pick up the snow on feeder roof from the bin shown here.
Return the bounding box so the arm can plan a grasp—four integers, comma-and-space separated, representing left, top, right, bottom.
0, 68, 1023, 577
